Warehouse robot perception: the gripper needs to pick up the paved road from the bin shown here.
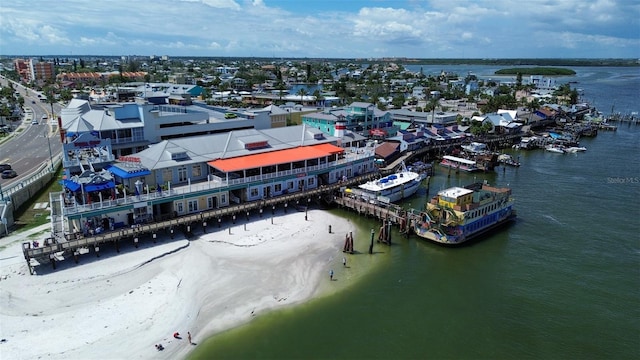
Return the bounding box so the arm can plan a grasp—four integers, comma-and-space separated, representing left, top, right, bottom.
0, 76, 63, 188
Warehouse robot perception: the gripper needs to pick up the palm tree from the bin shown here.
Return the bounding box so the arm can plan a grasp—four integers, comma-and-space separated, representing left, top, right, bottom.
276, 81, 287, 105
312, 89, 324, 107
296, 88, 308, 106
427, 96, 439, 123
219, 82, 229, 105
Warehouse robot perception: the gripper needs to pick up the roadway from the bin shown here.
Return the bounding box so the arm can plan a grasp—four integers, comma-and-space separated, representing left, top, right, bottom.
0, 76, 64, 188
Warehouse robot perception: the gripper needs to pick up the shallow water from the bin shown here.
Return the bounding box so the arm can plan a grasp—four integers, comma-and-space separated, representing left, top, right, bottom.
189, 67, 640, 360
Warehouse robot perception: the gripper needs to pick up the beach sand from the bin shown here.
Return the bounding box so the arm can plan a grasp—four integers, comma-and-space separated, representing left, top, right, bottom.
0, 209, 353, 360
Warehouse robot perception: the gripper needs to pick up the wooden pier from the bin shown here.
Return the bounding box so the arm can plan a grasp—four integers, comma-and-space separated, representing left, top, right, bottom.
21, 172, 386, 273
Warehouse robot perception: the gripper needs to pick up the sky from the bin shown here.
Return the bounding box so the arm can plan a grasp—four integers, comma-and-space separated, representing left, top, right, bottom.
0, 0, 638, 59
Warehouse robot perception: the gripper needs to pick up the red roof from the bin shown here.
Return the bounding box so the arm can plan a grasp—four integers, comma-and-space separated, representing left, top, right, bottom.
208, 143, 344, 172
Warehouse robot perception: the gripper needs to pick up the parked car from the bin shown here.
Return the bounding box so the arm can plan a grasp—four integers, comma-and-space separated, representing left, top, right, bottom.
1, 169, 17, 179
0, 164, 11, 172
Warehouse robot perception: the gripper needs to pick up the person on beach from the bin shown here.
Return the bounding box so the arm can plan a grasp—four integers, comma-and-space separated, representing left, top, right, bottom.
188, 332, 192, 345
173, 332, 181, 339
329, 269, 334, 281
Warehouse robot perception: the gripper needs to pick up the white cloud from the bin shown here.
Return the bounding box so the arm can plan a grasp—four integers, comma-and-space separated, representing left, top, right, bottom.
0, 0, 637, 58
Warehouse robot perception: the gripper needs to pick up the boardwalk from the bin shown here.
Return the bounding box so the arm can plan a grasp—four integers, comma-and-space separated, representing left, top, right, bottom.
21, 172, 382, 272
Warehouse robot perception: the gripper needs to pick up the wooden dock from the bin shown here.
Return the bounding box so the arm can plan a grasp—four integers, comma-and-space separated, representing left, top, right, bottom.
21, 172, 386, 273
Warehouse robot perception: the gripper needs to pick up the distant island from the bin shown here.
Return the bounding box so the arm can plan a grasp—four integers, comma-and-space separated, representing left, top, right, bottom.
494, 67, 576, 76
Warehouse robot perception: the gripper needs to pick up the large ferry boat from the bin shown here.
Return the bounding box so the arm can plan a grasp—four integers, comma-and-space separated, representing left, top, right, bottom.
348, 164, 423, 204
412, 182, 516, 245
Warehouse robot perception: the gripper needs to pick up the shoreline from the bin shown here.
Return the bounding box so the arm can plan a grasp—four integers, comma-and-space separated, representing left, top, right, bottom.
0, 209, 357, 360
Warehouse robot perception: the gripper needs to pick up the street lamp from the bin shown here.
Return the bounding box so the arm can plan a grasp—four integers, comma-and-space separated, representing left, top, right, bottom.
44, 130, 54, 172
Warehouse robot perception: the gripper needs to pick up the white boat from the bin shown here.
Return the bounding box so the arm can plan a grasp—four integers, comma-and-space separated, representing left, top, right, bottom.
353, 164, 422, 203
545, 144, 565, 153
440, 155, 479, 172
565, 146, 587, 153
461, 142, 488, 154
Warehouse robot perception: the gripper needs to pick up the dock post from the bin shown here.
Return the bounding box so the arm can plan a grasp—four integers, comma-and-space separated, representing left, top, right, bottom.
218, 218, 221, 228
246, 211, 250, 221
153, 233, 157, 243
272, 205, 275, 215
95, 245, 100, 257
232, 214, 236, 224
134, 237, 139, 248
387, 219, 392, 245
73, 250, 79, 264
50, 254, 56, 270
203, 221, 207, 233
284, 203, 288, 213
369, 229, 374, 254
115, 239, 120, 253
170, 227, 174, 239
259, 208, 263, 218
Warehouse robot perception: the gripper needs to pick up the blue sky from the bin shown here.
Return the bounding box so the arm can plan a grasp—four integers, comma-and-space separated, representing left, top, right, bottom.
1, 0, 638, 58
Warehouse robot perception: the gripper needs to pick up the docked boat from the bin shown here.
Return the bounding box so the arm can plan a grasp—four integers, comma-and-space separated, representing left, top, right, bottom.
440, 155, 479, 172
565, 146, 587, 153
412, 182, 516, 245
349, 164, 422, 204
461, 141, 488, 154
545, 144, 565, 153
497, 154, 521, 167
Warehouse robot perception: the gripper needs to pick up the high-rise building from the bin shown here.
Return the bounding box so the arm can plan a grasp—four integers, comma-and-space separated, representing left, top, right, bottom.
13, 59, 55, 84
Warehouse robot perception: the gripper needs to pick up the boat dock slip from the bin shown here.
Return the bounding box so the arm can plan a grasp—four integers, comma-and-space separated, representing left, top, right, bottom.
333, 192, 416, 242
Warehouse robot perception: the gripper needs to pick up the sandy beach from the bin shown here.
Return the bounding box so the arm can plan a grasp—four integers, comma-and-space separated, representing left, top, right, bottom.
0, 209, 355, 360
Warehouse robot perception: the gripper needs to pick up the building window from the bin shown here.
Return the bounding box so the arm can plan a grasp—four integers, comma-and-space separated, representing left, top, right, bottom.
274, 183, 282, 192
178, 167, 187, 182
308, 177, 315, 186
188, 200, 198, 213
192, 164, 202, 177
162, 169, 172, 183
288, 181, 294, 190
220, 194, 226, 204
176, 201, 184, 214
250, 188, 259, 197
207, 196, 216, 209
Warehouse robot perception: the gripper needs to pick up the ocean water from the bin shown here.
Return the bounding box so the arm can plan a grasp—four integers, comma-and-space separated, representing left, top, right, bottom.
189, 67, 639, 360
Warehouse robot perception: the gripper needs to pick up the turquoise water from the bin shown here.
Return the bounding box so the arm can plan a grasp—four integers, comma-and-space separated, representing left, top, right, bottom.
189, 68, 639, 359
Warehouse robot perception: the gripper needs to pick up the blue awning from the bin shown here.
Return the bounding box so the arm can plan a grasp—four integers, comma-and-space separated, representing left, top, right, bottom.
85, 181, 115, 192
63, 179, 81, 192
107, 165, 151, 179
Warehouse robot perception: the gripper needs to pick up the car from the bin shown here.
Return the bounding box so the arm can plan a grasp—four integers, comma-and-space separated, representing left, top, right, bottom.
32, 100, 36, 104
31, 119, 39, 125
1, 169, 17, 179
42, 114, 48, 120
0, 164, 11, 172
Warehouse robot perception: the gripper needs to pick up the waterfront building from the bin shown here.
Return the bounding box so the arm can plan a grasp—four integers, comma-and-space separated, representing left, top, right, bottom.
60, 98, 271, 157
301, 102, 395, 137
54, 124, 376, 237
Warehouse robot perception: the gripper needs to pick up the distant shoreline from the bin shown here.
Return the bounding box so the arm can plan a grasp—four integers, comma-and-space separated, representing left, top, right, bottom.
494, 67, 576, 76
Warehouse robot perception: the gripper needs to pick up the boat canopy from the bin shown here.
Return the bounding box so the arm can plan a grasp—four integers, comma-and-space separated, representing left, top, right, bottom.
443, 155, 476, 165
